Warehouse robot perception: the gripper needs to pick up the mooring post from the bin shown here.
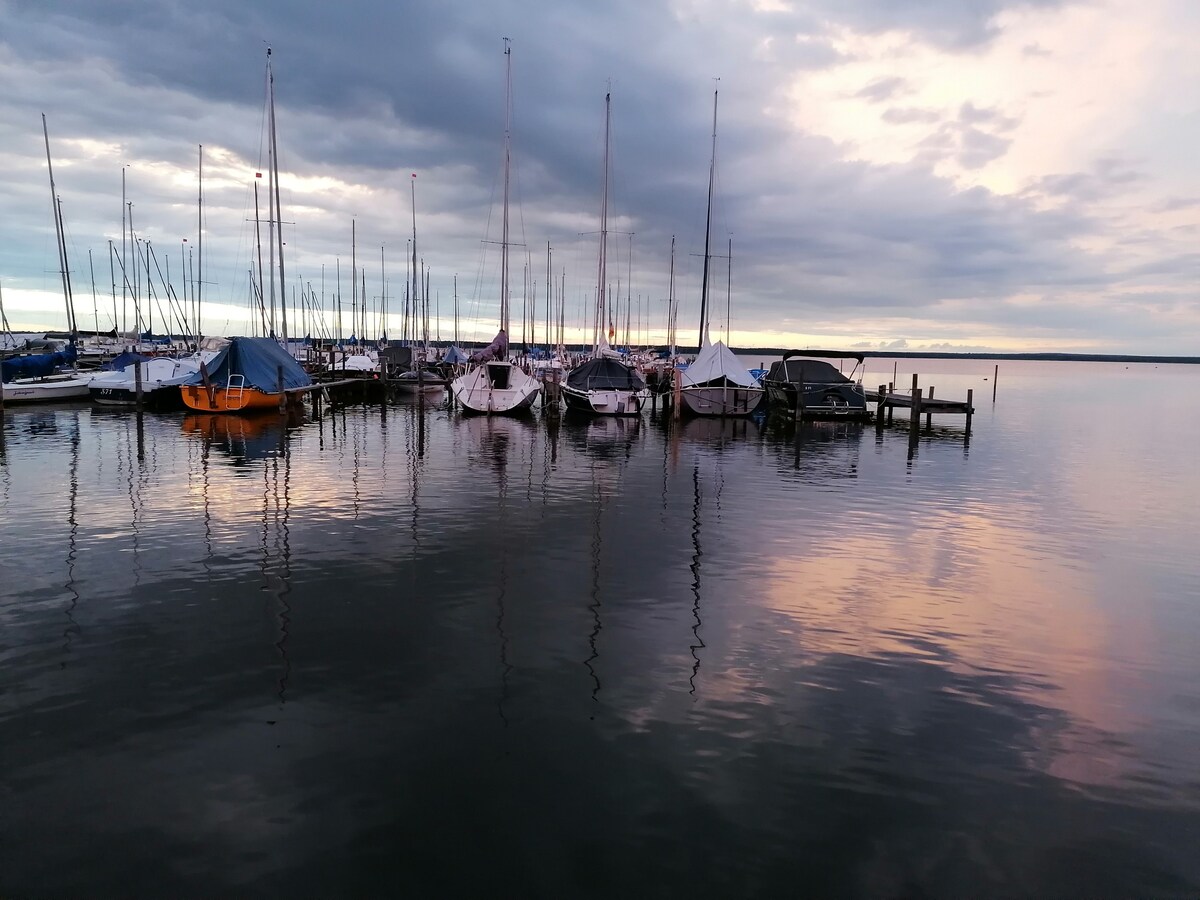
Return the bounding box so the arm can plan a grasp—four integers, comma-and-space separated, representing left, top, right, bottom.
925, 385, 934, 431
992, 364, 998, 403
887, 382, 894, 423
909, 386, 923, 443
965, 388, 974, 435
673, 367, 681, 419
876, 384, 886, 430
134, 361, 144, 411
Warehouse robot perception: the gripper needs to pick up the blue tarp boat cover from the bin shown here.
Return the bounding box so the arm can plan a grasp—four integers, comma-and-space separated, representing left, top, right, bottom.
566, 356, 646, 391
1, 345, 77, 382
103, 351, 152, 371
182, 337, 311, 391
442, 345, 468, 364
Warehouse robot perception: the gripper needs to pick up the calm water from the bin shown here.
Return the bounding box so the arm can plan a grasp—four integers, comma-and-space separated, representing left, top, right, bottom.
2, 358, 1198, 898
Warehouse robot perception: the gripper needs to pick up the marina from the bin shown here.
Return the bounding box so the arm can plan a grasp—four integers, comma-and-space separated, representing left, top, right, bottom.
2, 357, 1198, 897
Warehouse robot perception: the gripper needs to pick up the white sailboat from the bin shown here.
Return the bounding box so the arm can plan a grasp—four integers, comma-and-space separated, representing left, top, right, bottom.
679, 89, 763, 418
451, 40, 541, 415
561, 91, 647, 416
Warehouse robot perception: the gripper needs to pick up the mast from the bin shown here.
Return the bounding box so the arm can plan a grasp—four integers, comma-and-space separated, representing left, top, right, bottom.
594, 91, 611, 356
453, 273, 459, 345
121, 167, 128, 335
500, 38, 512, 334
268, 48, 288, 347
668, 235, 677, 358
411, 173, 418, 347
351, 218, 357, 339
197, 144, 203, 341
42, 115, 75, 338
726, 236, 732, 345
253, 176, 267, 334
698, 87, 718, 349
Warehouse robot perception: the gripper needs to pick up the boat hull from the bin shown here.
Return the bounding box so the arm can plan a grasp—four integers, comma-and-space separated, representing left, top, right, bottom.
763, 380, 869, 418
181, 384, 296, 413
451, 362, 540, 415
561, 384, 645, 416
1, 376, 91, 404
679, 385, 764, 417
90, 385, 188, 410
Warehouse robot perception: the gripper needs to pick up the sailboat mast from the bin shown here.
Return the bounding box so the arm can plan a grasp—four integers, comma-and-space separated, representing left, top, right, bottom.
197, 143, 203, 341
668, 236, 677, 357
500, 38, 512, 334
41, 115, 75, 337
726, 236, 732, 345
595, 91, 611, 355
411, 174, 418, 347
268, 48, 288, 346
698, 87, 718, 348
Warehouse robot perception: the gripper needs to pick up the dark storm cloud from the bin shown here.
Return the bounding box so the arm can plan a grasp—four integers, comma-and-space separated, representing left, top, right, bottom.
1, 0, 1193, 352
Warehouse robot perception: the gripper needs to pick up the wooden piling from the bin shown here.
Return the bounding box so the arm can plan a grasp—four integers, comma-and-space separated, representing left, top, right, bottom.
672, 367, 681, 419
134, 361, 144, 411
909, 386, 923, 442
887, 382, 894, 423
925, 385, 934, 431
876, 384, 886, 430
992, 364, 998, 402
965, 389, 974, 435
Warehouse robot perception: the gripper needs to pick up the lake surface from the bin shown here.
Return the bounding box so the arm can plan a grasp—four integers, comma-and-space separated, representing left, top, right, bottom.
2, 358, 1198, 898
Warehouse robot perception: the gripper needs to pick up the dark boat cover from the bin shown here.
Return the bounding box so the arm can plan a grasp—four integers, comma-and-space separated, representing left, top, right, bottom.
182, 336, 311, 391
1, 344, 77, 382
567, 356, 646, 391
765, 358, 851, 384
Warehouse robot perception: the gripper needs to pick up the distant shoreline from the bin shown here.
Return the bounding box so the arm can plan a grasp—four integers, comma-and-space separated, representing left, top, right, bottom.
22, 330, 1200, 365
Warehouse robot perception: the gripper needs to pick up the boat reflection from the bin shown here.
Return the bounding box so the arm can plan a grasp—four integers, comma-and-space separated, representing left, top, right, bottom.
763, 416, 865, 482
181, 410, 303, 468
563, 413, 640, 461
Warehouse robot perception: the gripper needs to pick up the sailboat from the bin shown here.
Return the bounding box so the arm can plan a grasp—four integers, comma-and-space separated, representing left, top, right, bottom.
561, 91, 647, 416
180, 50, 311, 413
678, 89, 763, 418
450, 40, 541, 415
2, 116, 90, 404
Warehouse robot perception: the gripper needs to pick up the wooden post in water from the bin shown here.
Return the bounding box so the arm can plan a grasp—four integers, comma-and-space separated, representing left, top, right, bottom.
965, 388, 974, 435
925, 385, 934, 431
134, 361, 144, 411
672, 367, 681, 419
992, 364, 998, 402
277, 365, 285, 413
887, 382, 894, 423
909, 386, 923, 443
876, 384, 886, 431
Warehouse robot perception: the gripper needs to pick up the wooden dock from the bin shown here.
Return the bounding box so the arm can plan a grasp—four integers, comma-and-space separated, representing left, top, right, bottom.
867, 375, 975, 436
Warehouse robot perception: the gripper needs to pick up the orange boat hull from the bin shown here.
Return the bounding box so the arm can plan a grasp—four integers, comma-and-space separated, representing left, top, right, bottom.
180, 384, 296, 413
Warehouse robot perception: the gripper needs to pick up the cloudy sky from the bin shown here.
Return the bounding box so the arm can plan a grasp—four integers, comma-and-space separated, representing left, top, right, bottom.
1, 0, 1197, 354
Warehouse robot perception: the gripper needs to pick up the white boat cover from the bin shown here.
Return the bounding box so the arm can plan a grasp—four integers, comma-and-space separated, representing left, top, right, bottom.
681, 340, 760, 388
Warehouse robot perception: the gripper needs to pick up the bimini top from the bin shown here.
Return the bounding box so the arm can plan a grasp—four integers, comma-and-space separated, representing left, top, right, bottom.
682, 340, 760, 389
567, 356, 646, 391
183, 336, 311, 392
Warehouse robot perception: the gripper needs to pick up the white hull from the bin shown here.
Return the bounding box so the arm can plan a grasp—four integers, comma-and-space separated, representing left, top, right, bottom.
679, 385, 764, 417
561, 384, 645, 416
1, 375, 91, 404
451, 362, 540, 415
